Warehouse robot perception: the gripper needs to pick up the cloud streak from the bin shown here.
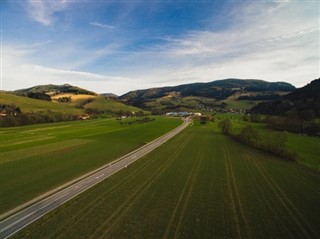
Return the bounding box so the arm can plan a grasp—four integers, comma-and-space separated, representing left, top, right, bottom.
116, 1, 319, 89
3, 1, 319, 94
90, 22, 115, 30
2, 44, 139, 94
26, 0, 68, 25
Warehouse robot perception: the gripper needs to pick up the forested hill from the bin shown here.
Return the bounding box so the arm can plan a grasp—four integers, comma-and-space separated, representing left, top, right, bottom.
251, 78, 320, 117
14, 84, 97, 96
120, 79, 295, 102
284, 78, 320, 101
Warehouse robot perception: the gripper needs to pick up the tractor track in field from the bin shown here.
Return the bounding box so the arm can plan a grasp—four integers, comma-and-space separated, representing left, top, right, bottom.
251, 155, 318, 238
223, 146, 253, 239
49, 146, 161, 239
89, 132, 193, 239
241, 153, 296, 238
172, 134, 208, 239
161, 133, 207, 239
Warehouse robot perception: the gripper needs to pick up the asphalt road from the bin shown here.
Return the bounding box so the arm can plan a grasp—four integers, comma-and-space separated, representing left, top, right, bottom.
0, 117, 190, 239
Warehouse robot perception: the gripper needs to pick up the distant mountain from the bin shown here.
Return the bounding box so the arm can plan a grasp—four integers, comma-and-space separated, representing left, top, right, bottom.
100, 93, 119, 98
251, 79, 320, 117
120, 79, 295, 112
121, 79, 295, 101
14, 84, 97, 96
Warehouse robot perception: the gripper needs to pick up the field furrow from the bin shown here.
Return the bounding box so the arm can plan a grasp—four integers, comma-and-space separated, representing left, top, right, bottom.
242, 152, 297, 238
50, 148, 161, 239
251, 157, 314, 238
93, 137, 191, 239
165, 134, 208, 239
225, 147, 253, 239
256, 158, 318, 238
1, 117, 181, 214
172, 136, 208, 239
223, 146, 242, 238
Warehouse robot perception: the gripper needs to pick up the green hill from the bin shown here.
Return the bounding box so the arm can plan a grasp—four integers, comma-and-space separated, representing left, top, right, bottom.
1, 92, 144, 116
120, 79, 295, 112
121, 79, 295, 100
83, 96, 143, 113
0, 92, 83, 115
250, 79, 320, 136
251, 78, 320, 117
9, 83, 143, 115
1, 86, 146, 127
14, 84, 97, 96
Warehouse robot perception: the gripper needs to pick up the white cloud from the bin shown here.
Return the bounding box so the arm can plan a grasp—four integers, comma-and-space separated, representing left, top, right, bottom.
3, 1, 319, 95
121, 1, 319, 89
26, 0, 68, 25
90, 22, 115, 30
3, 63, 139, 95
2, 46, 138, 94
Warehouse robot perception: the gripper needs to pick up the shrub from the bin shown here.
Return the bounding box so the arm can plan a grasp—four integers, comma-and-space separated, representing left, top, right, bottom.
218, 119, 232, 134
238, 126, 259, 146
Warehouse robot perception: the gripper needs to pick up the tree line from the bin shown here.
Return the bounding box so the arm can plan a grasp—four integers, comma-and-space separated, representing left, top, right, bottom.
0, 110, 78, 127
85, 108, 146, 118
118, 117, 155, 125
243, 113, 320, 137
218, 119, 295, 160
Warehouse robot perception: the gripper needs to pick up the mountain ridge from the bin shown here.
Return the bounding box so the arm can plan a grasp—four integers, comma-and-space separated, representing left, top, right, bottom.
251, 78, 320, 117
121, 78, 295, 100
120, 78, 296, 112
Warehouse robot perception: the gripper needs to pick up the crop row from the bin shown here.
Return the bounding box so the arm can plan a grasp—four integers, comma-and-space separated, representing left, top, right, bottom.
1, 117, 181, 214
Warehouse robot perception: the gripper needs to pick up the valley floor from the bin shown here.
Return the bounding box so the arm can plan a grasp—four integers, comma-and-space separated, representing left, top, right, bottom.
0, 117, 181, 214
12, 123, 320, 239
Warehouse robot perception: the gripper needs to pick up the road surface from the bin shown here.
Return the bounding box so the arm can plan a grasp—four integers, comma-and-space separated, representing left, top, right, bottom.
0, 117, 191, 239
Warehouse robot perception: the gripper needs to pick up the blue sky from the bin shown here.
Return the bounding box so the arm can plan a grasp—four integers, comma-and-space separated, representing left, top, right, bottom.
2, 0, 319, 94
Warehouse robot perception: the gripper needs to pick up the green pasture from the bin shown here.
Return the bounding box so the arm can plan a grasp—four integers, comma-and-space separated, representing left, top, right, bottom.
83, 96, 142, 112
0, 92, 145, 118
240, 122, 320, 171
13, 124, 320, 239
144, 95, 216, 112
286, 134, 320, 170
212, 114, 320, 171
218, 99, 259, 109
0, 117, 181, 214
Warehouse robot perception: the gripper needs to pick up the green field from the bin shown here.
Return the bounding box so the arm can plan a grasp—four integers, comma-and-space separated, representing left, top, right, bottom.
13, 123, 320, 239
246, 123, 320, 171
218, 99, 259, 110
212, 114, 320, 171
0, 117, 181, 214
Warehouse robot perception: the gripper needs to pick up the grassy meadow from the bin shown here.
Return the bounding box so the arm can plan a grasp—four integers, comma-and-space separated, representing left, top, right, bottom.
0, 92, 83, 115
0, 92, 144, 122
0, 117, 181, 214
214, 113, 320, 171
12, 122, 320, 239
51, 93, 142, 113
83, 96, 142, 112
